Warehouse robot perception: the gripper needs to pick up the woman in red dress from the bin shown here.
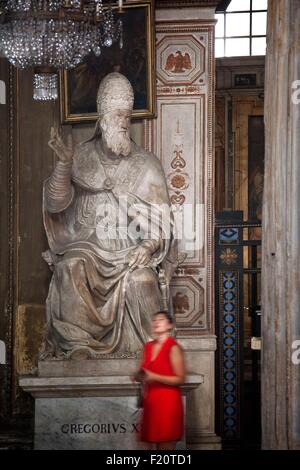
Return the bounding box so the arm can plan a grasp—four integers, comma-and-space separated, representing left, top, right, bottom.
133, 311, 185, 450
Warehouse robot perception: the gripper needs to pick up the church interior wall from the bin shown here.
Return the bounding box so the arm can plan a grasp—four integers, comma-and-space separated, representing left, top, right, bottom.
0, 1, 222, 449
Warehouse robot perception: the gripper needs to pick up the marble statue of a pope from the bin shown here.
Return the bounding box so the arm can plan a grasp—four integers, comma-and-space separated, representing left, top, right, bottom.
41, 72, 176, 360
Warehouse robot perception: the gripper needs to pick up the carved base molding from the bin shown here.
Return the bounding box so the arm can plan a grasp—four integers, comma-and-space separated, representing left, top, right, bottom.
186, 432, 222, 450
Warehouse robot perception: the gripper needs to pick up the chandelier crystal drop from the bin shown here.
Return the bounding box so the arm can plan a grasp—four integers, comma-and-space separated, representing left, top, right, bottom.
0, 1, 124, 100
33, 72, 58, 100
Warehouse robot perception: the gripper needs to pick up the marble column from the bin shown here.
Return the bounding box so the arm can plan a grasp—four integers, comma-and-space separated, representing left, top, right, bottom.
262, 0, 300, 449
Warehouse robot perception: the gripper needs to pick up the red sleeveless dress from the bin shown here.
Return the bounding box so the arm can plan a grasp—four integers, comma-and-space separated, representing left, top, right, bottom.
139, 336, 184, 442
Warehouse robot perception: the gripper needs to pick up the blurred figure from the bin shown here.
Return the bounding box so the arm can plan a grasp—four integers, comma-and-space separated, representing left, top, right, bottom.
133, 311, 185, 450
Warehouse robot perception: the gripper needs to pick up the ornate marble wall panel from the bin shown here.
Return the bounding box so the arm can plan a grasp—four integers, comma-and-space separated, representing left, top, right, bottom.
149, 19, 215, 337
158, 98, 205, 264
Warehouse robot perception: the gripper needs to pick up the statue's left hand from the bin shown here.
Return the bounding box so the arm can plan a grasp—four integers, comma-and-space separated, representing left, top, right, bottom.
128, 246, 151, 270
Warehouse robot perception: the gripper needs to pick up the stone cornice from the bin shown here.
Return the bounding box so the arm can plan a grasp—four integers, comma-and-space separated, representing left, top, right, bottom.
19, 374, 204, 398
156, 0, 221, 8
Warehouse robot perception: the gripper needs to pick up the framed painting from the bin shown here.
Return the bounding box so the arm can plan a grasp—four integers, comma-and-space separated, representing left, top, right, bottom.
60, 0, 155, 123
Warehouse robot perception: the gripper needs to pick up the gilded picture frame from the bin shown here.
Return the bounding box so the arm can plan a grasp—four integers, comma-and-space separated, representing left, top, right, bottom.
60, 0, 155, 123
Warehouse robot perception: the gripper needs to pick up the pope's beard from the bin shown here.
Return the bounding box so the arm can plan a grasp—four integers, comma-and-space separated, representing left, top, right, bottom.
102, 128, 131, 157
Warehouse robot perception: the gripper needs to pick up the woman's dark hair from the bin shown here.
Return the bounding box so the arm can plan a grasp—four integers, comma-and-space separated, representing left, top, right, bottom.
152, 310, 174, 324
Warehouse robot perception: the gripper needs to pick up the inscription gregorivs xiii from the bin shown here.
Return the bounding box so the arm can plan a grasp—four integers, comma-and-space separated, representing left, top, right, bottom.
41, 73, 177, 360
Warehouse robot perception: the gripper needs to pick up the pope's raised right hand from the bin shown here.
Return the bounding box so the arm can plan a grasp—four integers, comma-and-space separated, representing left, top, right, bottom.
48, 126, 73, 163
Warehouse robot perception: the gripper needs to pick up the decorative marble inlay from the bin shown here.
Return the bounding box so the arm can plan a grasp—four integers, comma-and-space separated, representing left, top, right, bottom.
165, 51, 192, 73
219, 228, 239, 245
170, 276, 205, 329
220, 248, 238, 266
220, 271, 239, 438
167, 120, 189, 207
173, 291, 190, 313
156, 35, 205, 85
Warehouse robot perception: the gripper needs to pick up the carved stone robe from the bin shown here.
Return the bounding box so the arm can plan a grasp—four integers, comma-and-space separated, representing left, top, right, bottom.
42, 138, 176, 358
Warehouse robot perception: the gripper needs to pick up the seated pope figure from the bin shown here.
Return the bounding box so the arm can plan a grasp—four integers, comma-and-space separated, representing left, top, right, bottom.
41, 73, 176, 360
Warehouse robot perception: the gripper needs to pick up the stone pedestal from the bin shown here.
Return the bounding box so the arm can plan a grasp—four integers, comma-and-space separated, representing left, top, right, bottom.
19, 359, 203, 450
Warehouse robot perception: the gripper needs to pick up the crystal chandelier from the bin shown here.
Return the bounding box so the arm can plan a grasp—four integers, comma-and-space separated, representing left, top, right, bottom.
0, 1, 124, 100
